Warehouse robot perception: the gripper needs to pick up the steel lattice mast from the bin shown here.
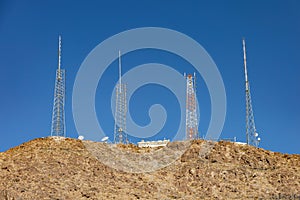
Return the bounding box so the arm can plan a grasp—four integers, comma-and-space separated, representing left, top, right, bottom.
51, 35, 66, 137
243, 38, 260, 146
185, 73, 198, 140
114, 50, 127, 144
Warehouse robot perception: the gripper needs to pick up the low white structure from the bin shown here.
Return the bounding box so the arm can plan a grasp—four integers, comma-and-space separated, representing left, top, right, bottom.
50, 136, 65, 141
235, 142, 247, 145
78, 135, 84, 140
137, 139, 170, 148
101, 136, 109, 143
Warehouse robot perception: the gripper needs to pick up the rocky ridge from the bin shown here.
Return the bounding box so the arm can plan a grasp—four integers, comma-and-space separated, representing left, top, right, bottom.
0, 137, 299, 199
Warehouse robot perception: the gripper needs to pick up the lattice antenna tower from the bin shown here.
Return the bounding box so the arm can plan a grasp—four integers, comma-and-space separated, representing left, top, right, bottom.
185, 73, 198, 140
243, 38, 260, 146
51, 35, 66, 137
114, 50, 128, 144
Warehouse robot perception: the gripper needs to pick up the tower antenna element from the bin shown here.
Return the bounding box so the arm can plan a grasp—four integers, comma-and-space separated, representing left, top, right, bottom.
185, 73, 198, 140
242, 38, 260, 146
118, 50, 122, 92
51, 35, 66, 137
58, 35, 61, 70
114, 50, 127, 144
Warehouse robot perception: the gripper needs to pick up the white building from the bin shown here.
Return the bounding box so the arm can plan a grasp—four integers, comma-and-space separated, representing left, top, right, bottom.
137, 139, 170, 148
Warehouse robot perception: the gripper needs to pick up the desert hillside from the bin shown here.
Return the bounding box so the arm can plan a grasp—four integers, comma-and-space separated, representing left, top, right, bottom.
0, 137, 299, 200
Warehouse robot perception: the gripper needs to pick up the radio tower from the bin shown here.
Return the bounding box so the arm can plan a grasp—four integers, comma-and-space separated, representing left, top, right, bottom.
243, 38, 260, 146
185, 73, 198, 140
51, 35, 66, 137
114, 50, 127, 144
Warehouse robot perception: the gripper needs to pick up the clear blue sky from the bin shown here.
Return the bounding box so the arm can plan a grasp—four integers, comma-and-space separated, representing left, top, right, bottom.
0, 0, 299, 154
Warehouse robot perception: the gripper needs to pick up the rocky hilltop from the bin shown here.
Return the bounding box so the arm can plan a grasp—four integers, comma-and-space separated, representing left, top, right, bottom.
0, 137, 299, 199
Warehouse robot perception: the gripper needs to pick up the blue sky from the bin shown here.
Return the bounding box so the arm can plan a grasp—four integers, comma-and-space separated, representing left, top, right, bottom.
0, 0, 299, 154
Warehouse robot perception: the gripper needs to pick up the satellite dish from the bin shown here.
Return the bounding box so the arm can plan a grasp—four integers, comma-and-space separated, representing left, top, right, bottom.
257, 137, 261, 141
101, 136, 109, 142
255, 132, 259, 137
78, 135, 84, 140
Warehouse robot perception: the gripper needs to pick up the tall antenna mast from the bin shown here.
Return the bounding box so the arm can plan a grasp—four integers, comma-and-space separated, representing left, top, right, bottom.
51, 35, 66, 137
185, 73, 198, 140
114, 50, 127, 144
242, 38, 260, 146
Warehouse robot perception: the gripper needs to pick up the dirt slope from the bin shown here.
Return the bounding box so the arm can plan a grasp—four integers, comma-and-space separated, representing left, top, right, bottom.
0, 137, 299, 200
